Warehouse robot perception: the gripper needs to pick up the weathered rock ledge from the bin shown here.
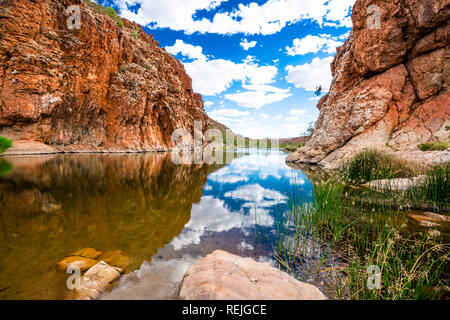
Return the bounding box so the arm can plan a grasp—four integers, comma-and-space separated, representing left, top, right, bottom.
288, 0, 450, 170
178, 250, 327, 300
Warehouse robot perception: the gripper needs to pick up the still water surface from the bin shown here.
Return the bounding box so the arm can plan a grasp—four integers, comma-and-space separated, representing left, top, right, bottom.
0, 149, 315, 299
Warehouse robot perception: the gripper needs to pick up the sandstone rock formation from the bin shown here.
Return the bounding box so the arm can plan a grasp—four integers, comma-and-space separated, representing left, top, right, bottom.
0, 0, 210, 154
288, 0, 450, 169
178, 250, 327, 300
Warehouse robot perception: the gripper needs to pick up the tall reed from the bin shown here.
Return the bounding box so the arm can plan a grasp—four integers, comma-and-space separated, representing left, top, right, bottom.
273, 181, 449, 300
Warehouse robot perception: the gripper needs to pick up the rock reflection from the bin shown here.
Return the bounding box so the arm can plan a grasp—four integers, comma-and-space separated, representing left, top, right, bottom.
0, 154, 212, 299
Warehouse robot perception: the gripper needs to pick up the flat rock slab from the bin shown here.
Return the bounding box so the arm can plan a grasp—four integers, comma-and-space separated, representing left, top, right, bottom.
56, 256, 97, 272
363, 176, 426, 191
70, 248, 103, 260
75, 261, 122, 300
179, 250, 327, 300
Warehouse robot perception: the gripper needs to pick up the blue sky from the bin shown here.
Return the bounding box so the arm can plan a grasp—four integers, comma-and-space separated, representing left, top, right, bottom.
96, 0, 355, 138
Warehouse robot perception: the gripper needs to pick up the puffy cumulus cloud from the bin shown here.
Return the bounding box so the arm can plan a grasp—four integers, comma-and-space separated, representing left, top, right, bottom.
209, 108, 250, 118
224, 85, 291, 109
177, 51, 280, 96
285, 56, 334, 91
240, 38, 257, 50
170, 196, 274, 250
224, 184, 288, 208
165, 39, 207, 61
112, 0, 355, 35
286, 34, 343, 56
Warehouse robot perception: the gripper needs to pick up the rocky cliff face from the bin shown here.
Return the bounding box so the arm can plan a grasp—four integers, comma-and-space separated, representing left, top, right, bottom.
0, 0, 210, 154
288, 0, 450, 169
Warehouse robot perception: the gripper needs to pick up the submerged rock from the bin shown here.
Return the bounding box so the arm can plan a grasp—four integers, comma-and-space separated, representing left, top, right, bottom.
99, 250, 131, 271
363, 176, 426, 191
75, 261, 122, 300
409, 212, 450, 228
179, 250, 327, 300
56, 256, 97, 272
70, 248, 103, 260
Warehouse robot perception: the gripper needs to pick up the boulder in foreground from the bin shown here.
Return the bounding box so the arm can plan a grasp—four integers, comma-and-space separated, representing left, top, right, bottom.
179, 250, 327, 300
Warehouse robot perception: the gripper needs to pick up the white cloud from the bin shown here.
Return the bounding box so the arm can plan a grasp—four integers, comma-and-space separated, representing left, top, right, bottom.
165, 39, 207, 61
290, 109, 307, 116
224, 184, 288, 207
170, 196, 274, 250
285, 116, 300, 122
113, 0, 355, 35
240, 38, 257, 50
285, 56, 334, 91
286, 34, 343, 56
209, 108, 250, 118
224, 85, 291, 109
180, 53, 280, 96
273, 115, 283, 120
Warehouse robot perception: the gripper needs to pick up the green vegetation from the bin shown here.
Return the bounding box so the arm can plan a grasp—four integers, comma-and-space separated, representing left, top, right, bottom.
0, 136, 12, 153
84, 0, 124, 27
418, 141, 449, 151
405, 163, 449, 208
271, 181, 449, 300
280, 141, 304, 152
262, 148, 449, 299
0, 159, 12, 176
339, 149, 420, 184
131, 30, 140, 40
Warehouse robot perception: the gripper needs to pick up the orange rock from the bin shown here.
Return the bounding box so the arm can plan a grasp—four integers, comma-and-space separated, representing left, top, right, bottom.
99, 250, 131, 271
70, 248, 103, 260
55, 256, 97, 272
287, 0, 450, 169
0, 0, 211, 154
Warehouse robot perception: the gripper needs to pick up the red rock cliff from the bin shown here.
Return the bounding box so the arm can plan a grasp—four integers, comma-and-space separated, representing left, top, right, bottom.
288, 0, 450, 169
0, 0, 210, 154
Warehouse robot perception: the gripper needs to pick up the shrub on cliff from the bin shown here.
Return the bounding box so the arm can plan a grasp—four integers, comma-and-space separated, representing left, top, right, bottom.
340, 149, 419, 184
0, 136, 12, 153
418, 141, 449, 151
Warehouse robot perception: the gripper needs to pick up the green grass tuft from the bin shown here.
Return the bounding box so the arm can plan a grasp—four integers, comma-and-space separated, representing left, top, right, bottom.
418, 141, 449, 151
340, 149, 420, 184
270, 181, 449, 300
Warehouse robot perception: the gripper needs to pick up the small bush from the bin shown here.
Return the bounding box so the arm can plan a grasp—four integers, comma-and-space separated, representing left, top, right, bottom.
0, 136, 12, 153
340, 149, 419, 184
84, 1, 124, 27
418, 141, 449, 151
280, 142, 305, 152
131, 31, 140, 40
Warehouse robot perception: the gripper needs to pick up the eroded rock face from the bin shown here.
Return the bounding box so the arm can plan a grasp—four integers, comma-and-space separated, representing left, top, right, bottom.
178, 250, 327, 300
0, 0, 210, 154
288, 0, 450, 169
